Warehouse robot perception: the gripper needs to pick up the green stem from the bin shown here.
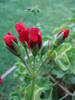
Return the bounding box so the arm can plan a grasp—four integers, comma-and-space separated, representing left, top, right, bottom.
25, 46, 31, 65
31, 57, 36, 100
20, 56, 32, 75
31, 77, 35, 100
37, 49, 55, 76
36, 57, 47, 76
34, 56, 35, 65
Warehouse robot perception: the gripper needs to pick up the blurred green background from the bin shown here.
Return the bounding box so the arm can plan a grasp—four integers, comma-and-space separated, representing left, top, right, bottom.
0, 0, 75, 99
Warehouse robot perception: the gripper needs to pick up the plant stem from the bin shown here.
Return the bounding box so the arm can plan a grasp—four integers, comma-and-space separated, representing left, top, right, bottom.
36, 57, 47, 76
31, 57, 36, 100
43, 73, 75, 97
59, 94, 68, 100
48, 74, 75, 97
25, 46, 31, 65
49, 74, 73, 96
31, 77, 35, 100
20, 56, 32, 75
34, 56, 35, 65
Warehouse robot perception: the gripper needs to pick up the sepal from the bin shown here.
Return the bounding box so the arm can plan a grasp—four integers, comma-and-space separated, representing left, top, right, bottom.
7, 41, 21, 57
32, 44, 39, 57
53, 32, 64, 47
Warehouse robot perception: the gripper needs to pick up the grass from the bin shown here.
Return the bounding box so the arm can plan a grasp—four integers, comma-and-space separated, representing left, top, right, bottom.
0, 0, 75, 99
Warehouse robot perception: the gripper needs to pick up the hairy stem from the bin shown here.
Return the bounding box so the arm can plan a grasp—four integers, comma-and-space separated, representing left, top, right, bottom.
25, 47, 31, 64
31, 57, 36, 100
20, 56, 32, 75
31, 78, 35, 100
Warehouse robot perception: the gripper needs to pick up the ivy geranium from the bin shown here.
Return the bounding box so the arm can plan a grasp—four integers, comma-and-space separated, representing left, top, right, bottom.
4, 21, 75, 100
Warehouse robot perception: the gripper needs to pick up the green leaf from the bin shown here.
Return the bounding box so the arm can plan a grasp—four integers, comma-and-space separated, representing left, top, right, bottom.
67, 46, 75, 75
25, 84, 44, 100
46, 49, 56, 60
52, 69, 65, 79
55, 53, 70, 71
70, 65, 75, 75
71, 76, 75, 84
56, 43, 72, 55
34, 86, 44, 100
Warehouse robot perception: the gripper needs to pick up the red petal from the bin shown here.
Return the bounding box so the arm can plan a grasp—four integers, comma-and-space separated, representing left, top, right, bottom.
16, 22, 27, 33
57, 29, 69, 41
28, 27, 42, 49
0, 78, 2, 85
4, 32, 17, 48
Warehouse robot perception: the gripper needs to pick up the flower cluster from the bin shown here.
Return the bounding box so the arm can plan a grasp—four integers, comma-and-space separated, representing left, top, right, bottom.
4, 22, 70, 57
4, 23, 42, 53
4, 22, 70, 100
16, 23, 42, 49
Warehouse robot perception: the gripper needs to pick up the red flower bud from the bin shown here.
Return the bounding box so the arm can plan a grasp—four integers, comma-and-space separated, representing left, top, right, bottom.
16, 23, 29, 45
28, 27, 42, 49
0, 78, 2, 85
4, 32, 17, 49
57, 29, 69, 41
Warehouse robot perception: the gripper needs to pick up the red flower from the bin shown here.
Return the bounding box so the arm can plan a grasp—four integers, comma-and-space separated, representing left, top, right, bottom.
57, 29, 69, 41
16, 23, 29, 45
28, 27, 42, 49
4, 32, 17, 48
16, 23, 42, 50
0, 78, 2, 85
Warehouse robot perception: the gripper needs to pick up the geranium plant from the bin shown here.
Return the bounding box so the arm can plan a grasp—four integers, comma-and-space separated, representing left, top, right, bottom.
3, 9, 75, 100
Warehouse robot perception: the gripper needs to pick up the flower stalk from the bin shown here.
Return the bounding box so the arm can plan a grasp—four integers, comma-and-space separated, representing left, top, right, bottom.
24, 44, 31, 65
31, 77, 35, 100
20, 56, 32, 76
31, 56, 36, 100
